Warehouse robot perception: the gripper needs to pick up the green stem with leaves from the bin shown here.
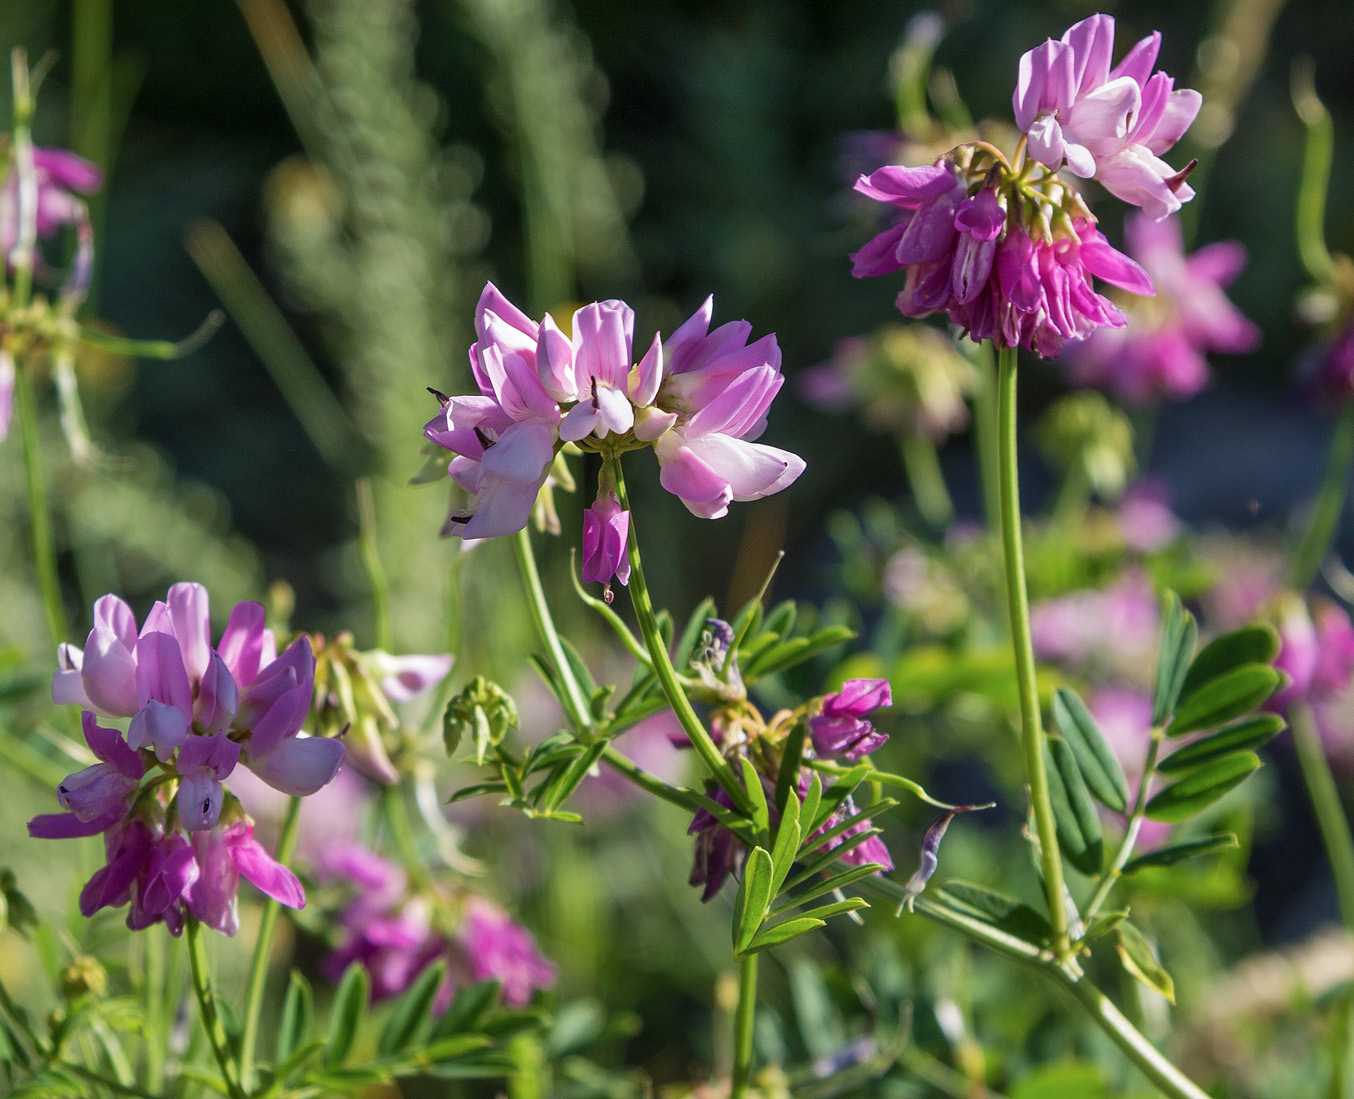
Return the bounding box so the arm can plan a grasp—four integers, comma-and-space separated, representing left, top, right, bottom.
995, 344, 1069, 955
237, 796, 302, 1093
1291, 703, 1354, 931
612, 463, 752, 814
1290, 401, 1354, 590
185, 915, 247, 1099
730, 952, 759, 1099
1084, 729, 1164, 920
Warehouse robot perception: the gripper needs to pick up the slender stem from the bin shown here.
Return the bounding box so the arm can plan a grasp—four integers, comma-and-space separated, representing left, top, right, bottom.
237, 796, 302, 1092
144, 926, 167, 1093
729, 953, 759, 1099
184, 916, 247, 1099
512, 526, 592, 733
600, 745, 704, 814
1290, 401, 1354, 590
899, 431, 954, 530
1292, 59, 1336, 286
971, 343, 1002, 535
381, 782, 428, 884
0, 974, 46, 1056
14, 362, 68, 645
1056, 975, 1212, 1099
612, 464, 751, 814
995, 344, 1069, 954
356, 479, 391, 651
1084, 728, 1164, 920
1292, 702, 1354, 931
59, 1061, 160, 1099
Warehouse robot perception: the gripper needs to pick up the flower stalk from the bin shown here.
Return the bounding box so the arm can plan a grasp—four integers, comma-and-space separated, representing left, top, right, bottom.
995, 343, 1069, 955
237, 794, 303, 1093
899, 431, 954, 530
185, 915, 247, 1099
1084, 727, 1165, 920
1289, 400, 1354, 590
14, 361, 67, 646
513, 527, 593, 734
730, 952, 759, 1099
1291, 702, 1354, 931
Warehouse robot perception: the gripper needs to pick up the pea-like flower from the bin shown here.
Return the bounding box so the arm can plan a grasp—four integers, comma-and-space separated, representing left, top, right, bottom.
581, 492, 631, 596
1014, 14, 1201, 219
809, 679, 892, 761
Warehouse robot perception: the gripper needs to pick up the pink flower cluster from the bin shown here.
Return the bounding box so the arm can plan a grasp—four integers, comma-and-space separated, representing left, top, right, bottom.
1062, 213, 1259, 404
809, 679, 892, 761
29, 584, 346, 935
0, 147, 103, 442
851, 162, 1152, 356
320, 842, 556, 1009
1014, 15, 1201, 220
424, 284, 804, 587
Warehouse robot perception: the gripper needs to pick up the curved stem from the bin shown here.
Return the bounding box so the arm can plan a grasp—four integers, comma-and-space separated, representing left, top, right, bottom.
899, 431, 954, 530
729, 953, 759, 1099
1291, 702, 1354, 931
237, 795, 302, 1093
185, 915, 247, 1099
612, 464, 751, 814
1292, 59, 1336, 286
1290, 401, 1354, 590
14, 361, 68, 646
1084, 727, 1164, 921
600, 745, 703, 813
995, 344, 1069, 955
382, 782, 429, 887
513, 526, 592, 733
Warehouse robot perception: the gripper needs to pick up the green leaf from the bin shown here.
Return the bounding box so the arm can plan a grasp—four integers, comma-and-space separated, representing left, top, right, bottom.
744, 917, 826, 954
675, 597, 717, 668
774, 863, 881, 913
1157, 714, 1285, 773
558, 638, 598, 702
1122, 834, 1239, 872
379, 961, 447, 1056
740, 757, 771, 841
734, 847, 775, 954
1046, 737, 1104, 875
746, 627, 854, 680
762, 600, 797, 638
539, 741, 608, 813
322, 964, 368, 1067
791, 896, 870, 923
1179, 624, 1280, 701
433, 980, 500, 1039
1146, 753, 1261, 823
1116, 922, 1175, 1003
1051, 687, 1130, 813
774, 723, 807, 816
1166, 665, 1282, 737
730, 596, 765, 657
275, 970, 313, 1067
810, 764, 871, 834
769, 793, 801, 900
419, 1033, 495, 1063
306, 1065, 394, 1089
784, 829, 886, 891
1081, 911, 1129, 942
1152, 592, 1197, 726
799, 774, 823, 839
934, 881, 1054, 945
447, 781, 510, 803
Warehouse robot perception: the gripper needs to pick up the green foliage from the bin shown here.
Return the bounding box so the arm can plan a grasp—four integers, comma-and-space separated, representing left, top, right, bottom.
1050, 687, 1130, 813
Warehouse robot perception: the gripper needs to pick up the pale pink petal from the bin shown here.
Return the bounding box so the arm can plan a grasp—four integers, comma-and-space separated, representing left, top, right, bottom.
248, 735, 346, 797
166, 582, 212, 684
81, 627, 139, 717
218, 602, 273, 688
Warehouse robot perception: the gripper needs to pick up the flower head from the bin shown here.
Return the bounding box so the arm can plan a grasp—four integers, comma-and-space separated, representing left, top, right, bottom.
1014, 14, 1201, 219
809, 679, 892, 761
581, 491, 631, 597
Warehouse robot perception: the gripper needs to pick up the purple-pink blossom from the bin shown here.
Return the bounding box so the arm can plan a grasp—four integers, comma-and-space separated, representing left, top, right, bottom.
1271, 598, 1354, 713
581, 492, 631, 594
1061, 213, 1259, 404
809, 679, 892, 761
1014, 14, 1201, 220
851, 162, 1153, 357
457, 897, 558, 1007
1, 147, 103, 259
1311, 319, 1354, 407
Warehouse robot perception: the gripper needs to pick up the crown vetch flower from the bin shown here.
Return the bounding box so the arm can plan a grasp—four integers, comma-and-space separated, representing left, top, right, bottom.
852, 158, 1153, 357
810, 679, 892, 761
458, 897, 558, 1008
1, 147, 103, 258
1014, 14, 1201, 220
581, 491, 631, 594
1062, 212, 1258, 403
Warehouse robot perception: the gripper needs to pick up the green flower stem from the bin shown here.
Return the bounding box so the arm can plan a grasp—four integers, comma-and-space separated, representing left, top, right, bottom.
237, 795, 302, 1093
1289, 400, 1354, 590
971, 339, 1003, 535
144, 927, 167, 1094
899, 431, 954, 530
1292, 59, 1336, 286
612, 464, 752, 815
600, 745, 703, 813
14, 362, 68, 646
356, 478, 392, 651
512, 526, 593, 734
729, 952, 759, 1099
1083, 727, 1165, 921
1291, 702, 1354, 931
381, 782, 429, 886
184, 915, 247, 1099
995, 344, 1070, 956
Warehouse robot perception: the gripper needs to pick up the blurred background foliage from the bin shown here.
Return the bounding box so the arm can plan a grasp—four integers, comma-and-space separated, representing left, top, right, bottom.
5, 0, 1354, 1094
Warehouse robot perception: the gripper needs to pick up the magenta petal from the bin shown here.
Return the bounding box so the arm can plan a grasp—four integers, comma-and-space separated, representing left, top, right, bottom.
247, 734, 346, 797
177, 771, 225, 831
227, 821, 305, 908
1110, 31, 1162, 88
217, 601, 273, 688
572, 300, 635, 390
853, 163, 956, 207
136, 632, 194, 715
82, 711, 144, 776
629, 332, 665, 407
196, 654, 240, 735
82, 627, 139, 717
245, 682, 312, 759
376, 653, 455, 703
166, 582, 212, 684
127, 700, 191, 761
29, 807, 125, 838
92, 595, 138, 651
656, 441, 734, 519
1079, 232, 1155, 295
